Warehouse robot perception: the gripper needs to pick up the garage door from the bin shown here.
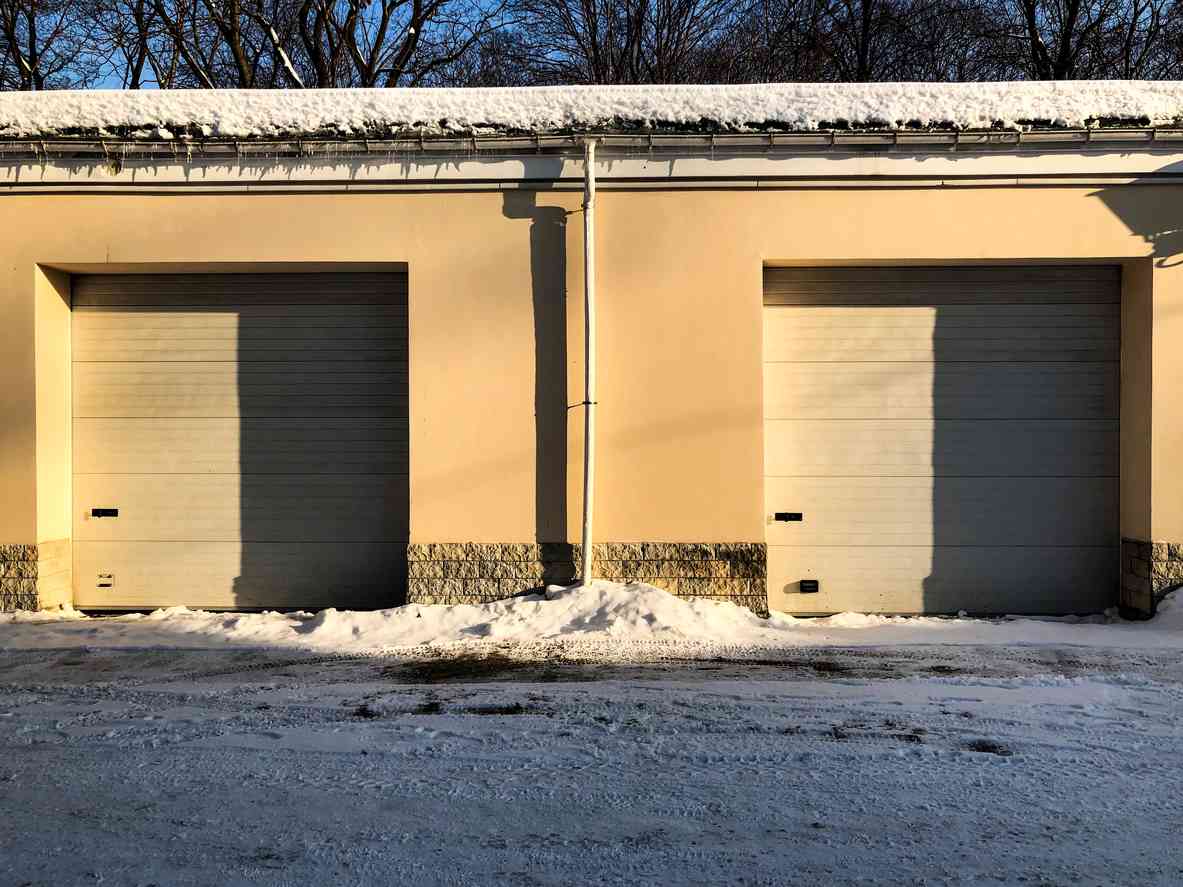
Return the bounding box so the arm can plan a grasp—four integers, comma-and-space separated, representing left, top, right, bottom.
72, 272, 408, 610
763, 265, 1119, 615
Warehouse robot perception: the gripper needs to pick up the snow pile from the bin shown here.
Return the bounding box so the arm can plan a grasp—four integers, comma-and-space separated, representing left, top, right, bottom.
1150, 586, 1183, 629
0, 581, 783, 651
296, 579, 783, 646
0, 603, 88, 624
2, 82, 1183, 140
3, 580, 1183, 655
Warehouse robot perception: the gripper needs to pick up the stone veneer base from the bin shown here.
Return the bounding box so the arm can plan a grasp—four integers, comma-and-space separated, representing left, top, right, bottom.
0, 540, 70, 612
406, 543, 768, 616
1120, 537, 1183, 617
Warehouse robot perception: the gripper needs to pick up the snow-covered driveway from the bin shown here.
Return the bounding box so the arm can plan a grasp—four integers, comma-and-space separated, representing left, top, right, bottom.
5, 583, 1183, 884
2, 642, 1182, 886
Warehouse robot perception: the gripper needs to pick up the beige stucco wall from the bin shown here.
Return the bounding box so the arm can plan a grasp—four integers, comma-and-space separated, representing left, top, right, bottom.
1150, 260, 1183, 541
34, 266, 71, 545
595, 185, 1179, 545
1120, 259, 1153, 543
2, 181, 1181, 607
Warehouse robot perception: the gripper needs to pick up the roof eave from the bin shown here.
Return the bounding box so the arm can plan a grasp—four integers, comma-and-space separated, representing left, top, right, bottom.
3, 126, 1183, 160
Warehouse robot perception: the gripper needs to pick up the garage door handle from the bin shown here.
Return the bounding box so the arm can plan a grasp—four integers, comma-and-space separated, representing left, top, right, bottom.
774, 512, 803, 522
91, 507, 119, 518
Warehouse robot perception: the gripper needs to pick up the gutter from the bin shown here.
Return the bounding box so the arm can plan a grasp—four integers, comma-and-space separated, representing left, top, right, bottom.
3, 127, 1183, 161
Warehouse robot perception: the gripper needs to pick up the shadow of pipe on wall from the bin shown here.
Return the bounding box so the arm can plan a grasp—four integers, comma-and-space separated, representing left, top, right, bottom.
501, 191, 572, 582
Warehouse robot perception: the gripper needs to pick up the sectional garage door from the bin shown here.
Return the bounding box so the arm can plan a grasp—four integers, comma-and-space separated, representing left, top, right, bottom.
763, 265, 1120, 615
72, 273, 408, 610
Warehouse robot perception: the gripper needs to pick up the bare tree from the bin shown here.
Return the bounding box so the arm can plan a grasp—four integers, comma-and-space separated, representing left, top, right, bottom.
983, 0, 1168, 78
508, 0, 645, 83
283, 0, 512, 87
9, 0, 1183, 92
0, 0, 98, 88
1103, 0, 1169, 76
702, 0, 831, 82
430, 26, 535, 84
820, 0, 893, 80
507, 0, 742, 84
136, 0, 312, 87
906, 0, 1008, 79
89, 0, 188, 87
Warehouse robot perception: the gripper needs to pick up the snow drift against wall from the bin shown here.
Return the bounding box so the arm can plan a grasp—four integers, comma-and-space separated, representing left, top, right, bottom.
3, 82, 1183, 140
2, 581, 1182, 655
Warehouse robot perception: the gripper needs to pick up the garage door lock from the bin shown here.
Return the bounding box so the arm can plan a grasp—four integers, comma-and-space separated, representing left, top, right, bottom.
90, 507, 119, 518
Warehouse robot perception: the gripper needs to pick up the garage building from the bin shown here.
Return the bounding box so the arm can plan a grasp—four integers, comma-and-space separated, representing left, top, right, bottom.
1, 83, 1180, 618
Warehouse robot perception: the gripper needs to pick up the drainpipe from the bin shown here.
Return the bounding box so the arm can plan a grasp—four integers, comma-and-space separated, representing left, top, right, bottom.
579, 137, 598, 586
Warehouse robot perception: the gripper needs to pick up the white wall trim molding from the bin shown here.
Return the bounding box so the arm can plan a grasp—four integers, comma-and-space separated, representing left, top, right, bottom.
4, 148, 1183, 192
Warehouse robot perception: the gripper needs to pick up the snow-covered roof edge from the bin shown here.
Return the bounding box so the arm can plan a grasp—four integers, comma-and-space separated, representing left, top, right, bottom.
4, 82, 1183, 141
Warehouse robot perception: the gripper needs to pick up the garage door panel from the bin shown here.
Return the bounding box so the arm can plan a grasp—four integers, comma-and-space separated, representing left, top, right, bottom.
75, 362, 407, 418
763, 265, 1121, 306
762, 265, 1120, 615
74, 315, 407, 362
767, 545, 1117, 615
72, 272, 407, 307
763, 419, 1119, 477
74, 541, 404, 610
763, 304, 1120, 363
763, 363, 1117, 420
764, 303, 1119, 326
76, 344, 406, 363
74, 304, 407, 334
74, 474, 409, 542
765, 476, 1117, 547
75, 418, 409, 475
73, 276, 408, 361
73, 272, 408, 609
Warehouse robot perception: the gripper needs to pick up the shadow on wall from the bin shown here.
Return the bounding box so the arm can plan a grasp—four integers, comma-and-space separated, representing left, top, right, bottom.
502, 191, 578, 585
231, 273, 410, 609
1093, 171, 1183, 267
918, 268, 1121, 615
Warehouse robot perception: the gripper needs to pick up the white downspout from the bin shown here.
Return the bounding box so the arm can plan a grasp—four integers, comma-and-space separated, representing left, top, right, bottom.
579, 138, 598, 586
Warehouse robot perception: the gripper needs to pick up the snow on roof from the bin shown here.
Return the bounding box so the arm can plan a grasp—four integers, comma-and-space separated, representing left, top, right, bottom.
2, 81, 1183, 141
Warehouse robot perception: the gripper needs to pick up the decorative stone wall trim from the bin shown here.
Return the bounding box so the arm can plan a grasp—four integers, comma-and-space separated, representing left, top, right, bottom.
0, 545, 42, 612
1121, 537, 1183, 617
0, 540, 71, 612
406, 542, 768, 615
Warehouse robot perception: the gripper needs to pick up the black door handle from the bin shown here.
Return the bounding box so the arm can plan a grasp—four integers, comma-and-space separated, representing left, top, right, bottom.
774, 512, 803, 522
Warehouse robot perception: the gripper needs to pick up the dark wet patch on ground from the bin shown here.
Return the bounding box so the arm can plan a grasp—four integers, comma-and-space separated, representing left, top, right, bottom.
926, 664, 967, 675
964, 738, 1014, 756
463, 702, 533, 716
810, 660, 852, 675
3, 644, 1183, 692
382, 653, 600, 685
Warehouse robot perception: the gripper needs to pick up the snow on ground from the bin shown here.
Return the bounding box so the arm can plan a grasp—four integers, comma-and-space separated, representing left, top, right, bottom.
1, 645, 1182, 885
3, 580, 1183, 658
3, 81, 1183, 140
4, 584, 1183, 883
